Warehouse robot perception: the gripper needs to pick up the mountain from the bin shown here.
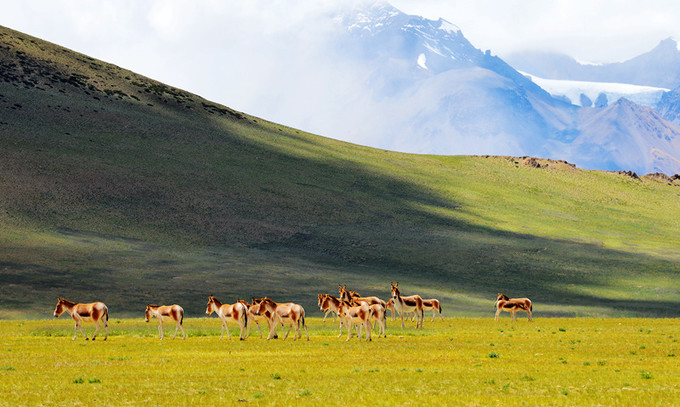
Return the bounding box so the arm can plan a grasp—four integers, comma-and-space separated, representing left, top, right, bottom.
235, 2, 680, 174
654, 87, 680, 127
247, 2, 579, 158
1, 25, 679, 317
506, 38, 680, 89
548, 99, 680, 172
341, 3, 578, 155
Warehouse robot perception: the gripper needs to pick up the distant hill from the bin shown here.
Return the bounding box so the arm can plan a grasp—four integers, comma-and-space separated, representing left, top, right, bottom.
1, 25, 679, 318
542, 99, 680, 174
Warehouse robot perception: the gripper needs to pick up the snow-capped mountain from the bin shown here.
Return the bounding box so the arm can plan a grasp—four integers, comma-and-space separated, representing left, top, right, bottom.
282, 2, 579, 157
506, 38, 680, 89
237, 2, 680, 174
521, 73, 668, 108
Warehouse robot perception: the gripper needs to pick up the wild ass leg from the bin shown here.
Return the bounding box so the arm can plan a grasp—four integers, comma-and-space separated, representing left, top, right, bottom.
172, 320, 179, 339
78, 322, 89, 340
338, 318, 347, 337
73, 321, 84, 340
292, 321, 300, 341
239, 318, 246, 341
176, 320, 186, 339
221, 320, 232, 340
300, 319, 309, 340
266, 316, 279, 340
91, 319, 101, 340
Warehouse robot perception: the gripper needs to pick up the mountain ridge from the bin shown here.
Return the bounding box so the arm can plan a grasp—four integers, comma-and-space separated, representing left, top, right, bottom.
234, 4, 680, 175
505, 37, 680, 89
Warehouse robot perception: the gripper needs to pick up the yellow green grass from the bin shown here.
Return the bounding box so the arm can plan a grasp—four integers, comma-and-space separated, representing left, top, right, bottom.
1, 318, 678, 406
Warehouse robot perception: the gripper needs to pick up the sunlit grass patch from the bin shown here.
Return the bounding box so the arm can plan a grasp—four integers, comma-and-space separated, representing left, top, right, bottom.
1, 317, 679, 405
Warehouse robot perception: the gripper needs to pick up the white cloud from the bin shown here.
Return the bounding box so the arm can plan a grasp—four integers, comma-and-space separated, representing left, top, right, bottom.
390, 0, 680, 63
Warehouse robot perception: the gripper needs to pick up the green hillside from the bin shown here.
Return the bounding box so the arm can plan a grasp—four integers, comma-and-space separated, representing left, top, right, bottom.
1, 25, 679, 318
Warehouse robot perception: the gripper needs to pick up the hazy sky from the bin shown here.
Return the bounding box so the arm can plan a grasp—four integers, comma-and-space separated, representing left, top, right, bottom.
3, 0, 679, 62
391, 0, 680, 63
2, 0, 680, 122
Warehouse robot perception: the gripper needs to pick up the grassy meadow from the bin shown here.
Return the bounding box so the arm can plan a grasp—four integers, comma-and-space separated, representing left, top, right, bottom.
1, 317, 679, 406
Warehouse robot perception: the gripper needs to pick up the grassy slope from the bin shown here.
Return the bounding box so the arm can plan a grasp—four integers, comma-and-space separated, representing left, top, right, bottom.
0, 26, 679, 318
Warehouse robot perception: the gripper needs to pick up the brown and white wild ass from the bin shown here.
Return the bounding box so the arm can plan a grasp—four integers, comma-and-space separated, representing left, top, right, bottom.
347, 291, 388, 331
145, 304, 186, 340
385, 298, 398, 320
205, 295, 249, 340
369, 303, 386, 338
238, 299, 273, 339
351, 291, 387, 309
256, 297, 309, 341
422, 298, 443, 321
318, 293, 338, 321
318, 294, 347, 337
404, 299, 443, 322
338, 285, 351, 301
53, 297, 108, 341
390, 282, 424, 328
495, 293, 533, 321
337, 299, 372, 341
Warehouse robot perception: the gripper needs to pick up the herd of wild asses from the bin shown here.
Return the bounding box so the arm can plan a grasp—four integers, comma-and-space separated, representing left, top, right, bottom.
53, 283, 532, 341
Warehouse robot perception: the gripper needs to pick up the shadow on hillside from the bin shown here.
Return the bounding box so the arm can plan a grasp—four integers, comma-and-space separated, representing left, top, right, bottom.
1, 56, 678, 317
231, 130, 680, 317
195, 119, 680, 317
